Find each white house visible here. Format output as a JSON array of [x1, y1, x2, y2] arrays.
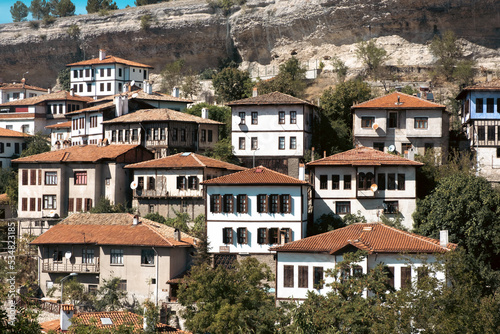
[[0, 80, 47, 104], [125, 152, 246, 220], [227, 91, 318, 177], [352, 92, 449, 160], [271, 223, 455, 303], [307, 147, 422, 229], [201, 166, 310, 269], [0, 127, 29, 168], [66, 49, 154, 99], [45, 121, 71, 151]]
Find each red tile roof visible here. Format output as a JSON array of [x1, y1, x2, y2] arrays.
[[456, 80, 500, 99], [11, 144, 151, 164], [0, 127, 30, 138], [102, 108, 223, 125], [125, 152, 247, 171], [31, 213, 197, 247], [353, 92, 446, 109], [201, 166, 309, 185], [0, 82, 47, 92], [45, 121, 72, 129], [67, 55, 154, 69], [65, 101, 115, 115], [0, 113, 45, 119], [92, 89, 193, 104], [226, 91, 317, 107], [307, 147, 423, 167], [271, 223, 455, 254], [0, 91, 92, 106]]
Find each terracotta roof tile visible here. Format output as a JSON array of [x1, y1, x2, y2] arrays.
[[353, 92, 446, 109], [0, 82, 47, 92], [102, 108, 223, 125], [456, 80, 500, 99], [271, 223, 455, 254], [31, 213, 197, 247], [11, 144, 150, 164], [307, 147, 423, 166], [65, 101, 115, 115], [125, 152, 247, 170], [226, 91, 317, 107], [0, 91, 92, 106], [45, 121, 72, 129], [0, 127, 30, 138], [0, 113, 45, 119], [92, 89, 193, 104], [67, 55, 154, 69], [201, 166, 309, 185]]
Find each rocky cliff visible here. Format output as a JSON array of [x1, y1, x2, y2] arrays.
[[0, 0, 499, 87]]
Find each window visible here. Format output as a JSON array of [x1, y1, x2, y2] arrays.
[[401, 266, 412, 289], [44, 172, 57, 185], [82, 249, 94, 264], [110, 249, 123, 264], [239, 112, 245, 125], [280, 194, 291, 213], [132, 129, 138, 141], [237, 227, 248, 244], [257, 228, 268, 244], [117, 280, 127, 291], [90, 116, 98, 128], [111, 130, 116, 142], [358, 172, 374, 190], [68, 198, 74, 212], [425, 143, 434, 153], [280, 228, 291, 243], [290, 136, 297, 149], [336, 201, 350, 214], [53, 250, 63, 262], [251, 137, 258, 150], [15, 143, 20, 154], [210, 194, 221, 213], [236, 194, 248, 213], [257, 194, 268, 213], [208, 130, 213, 142], [85, 69, 90, 77], [251, 112, 258, 124], [22, 170, 28, 185], [487, 98, 494, 113], [188, 176, 198, 190], [149, 204, 155, 213], [269, 228, 279, 244], [269, 194, 279, 213], [118, 130, 123, 142], [181, 129, 186, 141], [476, 98, 483, 113], [43, 195, 56, 209], [79, 69, 83, 78], [201, 130, 206, 142], [284, 265, 294, 287], [383, 201, 399, 214], [30, 170, 36, 185], [298, 266, 308, 288], [290, 111, 297, 124], [417, 267, 430, 289], [387, 173, 396, 190], [148, 177, 155, 190], [388, 112, 398, 128], [172, 128, 178, 141], [279, 111, 285, 124], [361, 116, 375, 128], [100, 83, 104, 92], [107, 68, 111, 77], [73, 70, 78, 78], [30, 198, 36, 211], [488, 126, 495, 141], [141, 249, 154, 265], [344, 175, 351, 189], [87, 83, 92, 92], [223, 227, 233, 244], [478, 126, 485, 141], [402, 143, 412, 154], [332, 175, 340, 189], [76, 198, 83, 211], [378, 173, 386, 190], [353, 265, 363, 277], [397, 174, 405, 190], [22, 198, 27, 211], [279, 137, 285, 150], [497, 148, 500, 159], [85, 198, 92, 211], [125, 130, 130, 142], [414, 117, 428, 129], [223, 194, 233, 213], [239, 137, 245, 150], [176, 176, 186, 190], [314, 267, 324, 289], [74, 171, 87, 185], [319, 175, 328, 189]]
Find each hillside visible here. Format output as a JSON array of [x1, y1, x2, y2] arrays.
[[0, 0, 499, 89]]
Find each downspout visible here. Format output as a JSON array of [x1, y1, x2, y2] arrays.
[[152, 247, 159, 307]]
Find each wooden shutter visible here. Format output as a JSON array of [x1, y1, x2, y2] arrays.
[[22, 170, 28, 185], [401, 266, 412, 289], [68, 198, 74, 212], [284, 265, 294, 287], [38, 198, 41, 211], [298, 266, 308, 288], [237, 227, 248, 244], [38, 170, 42, 185], [30, 170, 36, 185], [257, 228, 268, 244], [30, 198, 36, 211], [85, 198, 92, 211], [22, 198, 27, 211], [387, 266, 395, 288], [76, 198, 82, 212]]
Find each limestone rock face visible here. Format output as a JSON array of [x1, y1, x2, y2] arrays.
[[0, 0, 498, 86]]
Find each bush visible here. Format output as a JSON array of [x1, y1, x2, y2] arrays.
[[66, 24, 80, 38], [140, 14, 152, 30], [28, 21, 40, 29]]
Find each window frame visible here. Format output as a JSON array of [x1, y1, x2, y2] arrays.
[[344, 175, 351, 189], [222, 227, 233, 244], [279, 111, 285, 124], [336, 201, 350, 215], [388, 112, 398, 128], [239, 137, 245, 150], [383, 201, 399, 214], [332, 175, 340, 189], [269, 194, 280, 213], [278, 137, 285, 150], [290, 111, 297, 124], [414, 117, 428, 129], [210, 194, 221, 213], [141, 249, 155, 266], [298, 266, 308, 288], [251, 111, 258, 125], [236, 194, 248, 213], [45, 172, 57, 185], [223, 194, 234, 213], [257, 194, 268, 213], [239, 112, 246, 125], [251, 137, 258, 150], [313, 266, 324, 289], [257, 228, 268, 244], [361, 116, 375, 128], [43, 195, 57, 209], [237, 227, 248, 244], [74, 171, 87, 185], [284, 265, 294, 288]]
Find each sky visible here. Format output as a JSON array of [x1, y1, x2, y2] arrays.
[[0, 0, 137, 25]]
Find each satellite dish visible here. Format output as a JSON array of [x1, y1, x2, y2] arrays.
[[49, 210, 57, 218], [130, 181, 138, 190], [65, 251, 72, 260], [131, 93, 138, 98], [388, 145, 396, 153], [372, 122, 379, 130], [370, 184, 378, 192], [130, 80, 135, 87]]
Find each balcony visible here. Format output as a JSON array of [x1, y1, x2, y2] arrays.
[[134, 189, 168, 198], [42, 261, 99, 274]]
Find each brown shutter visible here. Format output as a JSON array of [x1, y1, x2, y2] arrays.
[[38, 170, 42, 185], [76, 198, 82, 211], [30, 198, 36, 211], [38, 198, 41, 211], [387, 266, 395, 288], [22, 198, 27, 211], [229, 195, 233, 213], [298, 266, 308, 288], [401, 266, 412, 289], [284, 265, 294, 287], [30, 170, 36, 185], [68, 198, 74, 212], [22, 170, 28, 185]]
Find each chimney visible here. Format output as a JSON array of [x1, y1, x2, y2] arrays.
[[123, 83, 128, 93], [70, 88, 74, 96], [48, 87, 51, 94], [60, 304, 74, 331], [311, 147, 315, 162], [252, 87, 258, 97], [201, 107, 209, 119], [99, 49, 106, 61], [172, 87, 179, 98], [133, 215, 139, 226], [440, 230, 448, 247], [299, 163, 305, 181], [174, 228, 181, 242], [21, 77, 25, 88], [323, 151, 326, 158]]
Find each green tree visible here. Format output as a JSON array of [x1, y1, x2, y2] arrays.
[[143, 212, 167, 224], [29, 0, 50, 19], [181, 71, 202, 99], [178, 257, 277, 334], [203, 138, 238, 164], [0, 168, 15, 194], [57, 68, 71, 91], [20, 133, 50, 158], [89, 197, 133, 214], [331, 56, 348, 83], [185, 103, 232, 139], [355, 40, 388, 79], [10, 1, 29, 22], [94, 277, 128, 311], [212, 67, 252, 103], [256, 57, 307, 98], [86, 0, 117, 14], [160, 59, 186, 95], [49, 0, 75, 17], [164, 210, 189, 233]]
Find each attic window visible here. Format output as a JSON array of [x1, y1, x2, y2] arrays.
[[100, 318, 113, 325], [255, 168, 263, 173], [362, 226, 373, 231]]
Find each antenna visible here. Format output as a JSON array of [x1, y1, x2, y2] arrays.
[[372, 122, 379, 130], [65, 251, 72, 260], [370, 184, 378, 192], [130, 181, 138, 190], [388, 145, 396, 153], [130, 80, 136, 87], [131, 93, 138, 98]]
